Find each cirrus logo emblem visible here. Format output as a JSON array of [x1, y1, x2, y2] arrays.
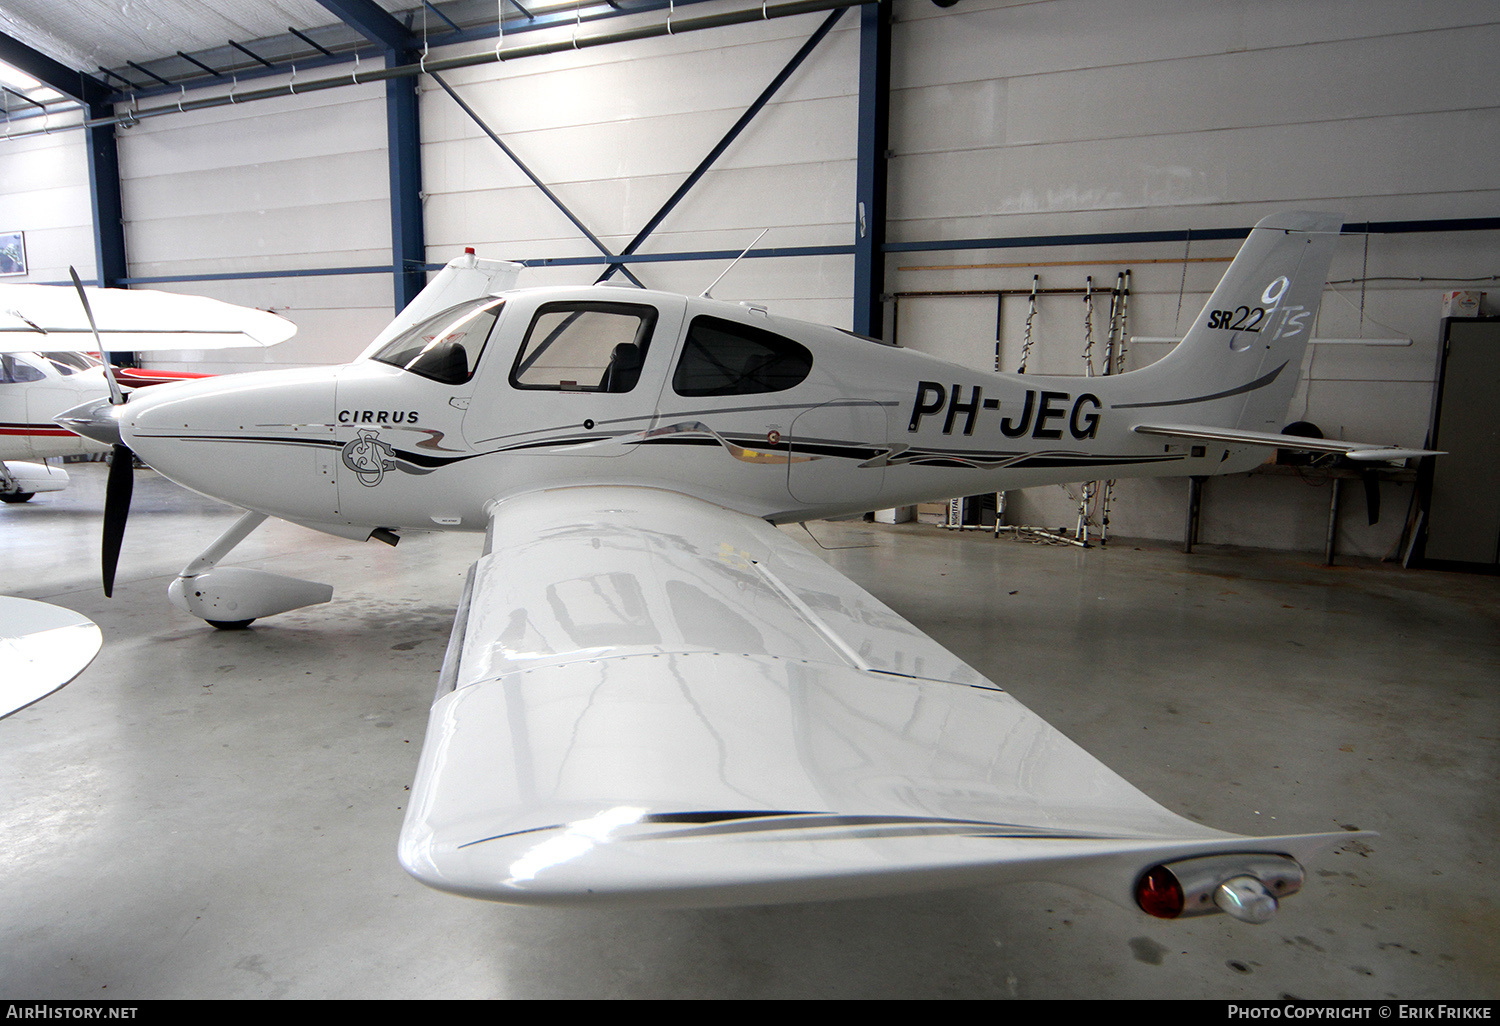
[[341, 428, 397, 487]]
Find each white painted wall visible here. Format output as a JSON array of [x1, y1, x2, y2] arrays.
[[0, 109, 91, 284], [419, 8, 861, 325], [114, 73, 395, 371], [885, 0, 1500, 557]]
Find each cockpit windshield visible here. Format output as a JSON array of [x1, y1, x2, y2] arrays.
[[370, 297, 504, 385], [39, 352, 102, 375]]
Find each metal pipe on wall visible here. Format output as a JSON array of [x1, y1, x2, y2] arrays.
[[0, 0, 867, 141]]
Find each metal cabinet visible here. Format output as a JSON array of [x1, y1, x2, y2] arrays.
[[1413, 318, 1500, 571]]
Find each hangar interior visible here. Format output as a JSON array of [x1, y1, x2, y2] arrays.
[[0, 0, 1496, 1000]]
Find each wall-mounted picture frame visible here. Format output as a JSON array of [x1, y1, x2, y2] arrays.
[[0, 230, 26, 276]]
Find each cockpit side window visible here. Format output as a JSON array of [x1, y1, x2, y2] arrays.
[[511, 302, 658, 392], [370, 297, 504, 385], [0, 355, 45, 384], [40, 352, 100, 375], [671, 316, 813, 397]]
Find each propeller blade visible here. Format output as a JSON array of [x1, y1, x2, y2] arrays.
[[102, 444, 134, 597], [68, 266, 125, 406]]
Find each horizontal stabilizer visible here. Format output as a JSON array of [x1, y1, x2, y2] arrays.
[[360, 252, 523, 357], [1133, 423, 1440, 463], [0, 285, 296, 350]]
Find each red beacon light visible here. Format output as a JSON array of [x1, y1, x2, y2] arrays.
[[1135, 853, 1305, 924]]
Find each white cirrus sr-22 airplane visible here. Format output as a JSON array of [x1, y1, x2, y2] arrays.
[[58, 213, 1428, 922]]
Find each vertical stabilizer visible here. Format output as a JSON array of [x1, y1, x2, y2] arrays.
[[1122, 212, 1342, 433], [360, 253, 524, 359]]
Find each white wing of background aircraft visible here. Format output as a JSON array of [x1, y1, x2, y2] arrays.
[[0, 283, 297, 351], [0, 282, 297, 502]]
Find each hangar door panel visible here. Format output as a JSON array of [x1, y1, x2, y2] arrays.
[[1421, 320, 1500, 567]]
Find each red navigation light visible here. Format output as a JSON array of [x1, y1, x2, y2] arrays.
[[1135, 865, 1185, 919]]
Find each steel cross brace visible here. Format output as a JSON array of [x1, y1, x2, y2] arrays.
[[430, 73, 646, 289], [595, 7, 847, 283]]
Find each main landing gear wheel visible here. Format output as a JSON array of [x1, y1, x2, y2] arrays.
[[1, 493, 35, 503], [167, 512, 333, 630]]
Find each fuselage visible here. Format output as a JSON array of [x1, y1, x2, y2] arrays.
[[115, 285, 1262, 535]]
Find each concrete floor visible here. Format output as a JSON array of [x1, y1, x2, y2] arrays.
[[1, 462, 1495, 1000]]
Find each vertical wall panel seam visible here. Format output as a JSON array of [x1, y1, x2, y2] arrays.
[[852, 0, 889, 337]]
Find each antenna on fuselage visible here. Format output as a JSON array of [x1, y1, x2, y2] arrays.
[[700, 229, 769, 300]]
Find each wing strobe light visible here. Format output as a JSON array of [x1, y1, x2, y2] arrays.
[[1135, 853, 1304, 923]]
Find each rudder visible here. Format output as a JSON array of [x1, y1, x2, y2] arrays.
[[1122, 212, 1342, 433]]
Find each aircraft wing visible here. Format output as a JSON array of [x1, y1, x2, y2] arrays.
[[0, 597, 101, 718], [0, 284, 295, 351], [1133, 423, 1439, 462], [400, 486, 1354, 909]]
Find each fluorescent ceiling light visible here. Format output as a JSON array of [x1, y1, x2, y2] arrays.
[[0, 62, 42, 91]]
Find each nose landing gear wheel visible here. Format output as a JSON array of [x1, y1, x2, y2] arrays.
[[206, 619, 255, 630]]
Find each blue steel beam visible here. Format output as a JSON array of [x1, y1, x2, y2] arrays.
[[107, 244, 855, 285], [315, 0, 415, 52], [852, 0, 889, 336], [86, 100, 131, 364], [86, 102, 128, 289], [596, 7, 847, 281], [421, 2, 464, 33], [316, 0, 427, 310], [386, 63, 427, 310]]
